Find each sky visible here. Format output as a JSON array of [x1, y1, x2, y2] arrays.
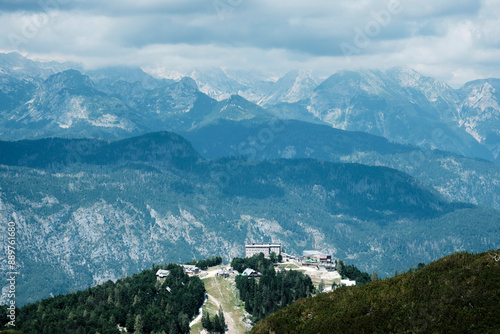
[[1, 0, 500, 87]]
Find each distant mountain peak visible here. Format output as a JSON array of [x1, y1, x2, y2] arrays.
[[177, 76, 198, 91], [188, 67, 243, 101], [387, 66, 423, 87], [1, 51, 28, 62], [45, 69, 95, 90], [463, 81, 499, 113]]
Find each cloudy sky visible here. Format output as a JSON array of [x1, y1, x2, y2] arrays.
[[1, 0, 499, 87]]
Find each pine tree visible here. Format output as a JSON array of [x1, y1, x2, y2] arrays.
[[169, 320, 179, 334], [178, 312, 190, 333], [218, 306, 226, 332], [337, 259, 347, 278], [133, 294, 141, 306], [165, 303, 174, 316], [213, 314, 221, 333], [270, 252, 277, 263], [125, 312, 135, 332], [202, 311, 213, 331], [134, 314, 144, 334]]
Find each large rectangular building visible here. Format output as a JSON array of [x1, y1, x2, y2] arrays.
[[245, 243, 281, 258]]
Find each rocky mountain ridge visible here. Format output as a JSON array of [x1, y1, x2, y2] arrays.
[[1, 52, 499, 162]]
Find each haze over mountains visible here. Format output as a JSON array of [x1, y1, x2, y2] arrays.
[[2, 51, 500, 212], [1, 52, 499, 162], [1, 52, 500, 306]]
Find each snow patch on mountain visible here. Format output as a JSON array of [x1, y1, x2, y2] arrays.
[[188, 68, 242, 101]]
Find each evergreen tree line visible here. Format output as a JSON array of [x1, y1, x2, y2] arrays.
[[1, 264, 205, 334], [336, 259, 426, 288], [336, 259, 372, 285], [231, 253, 275, 276], [201, 306, 226, 333], [232, 254, 314, 322], [186, 255, 223, 270]]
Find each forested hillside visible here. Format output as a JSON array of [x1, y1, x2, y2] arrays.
[[183, 119, 500, 211], [0, 264, 205, 334], [251, 249, 500, 334]]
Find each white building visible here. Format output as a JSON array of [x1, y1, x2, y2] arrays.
[[180, 264, 200, 275], [245, 243, 281, 258], [156, 269, 170, 280], [241, 268, 260, 278]]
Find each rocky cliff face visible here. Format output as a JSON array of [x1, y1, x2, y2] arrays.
[[459, 79, 500, 160]]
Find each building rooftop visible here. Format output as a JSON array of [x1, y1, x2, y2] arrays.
[[180, 264, 199, 272], [156, 269, 170, 277], [242, 268, 258, 276]]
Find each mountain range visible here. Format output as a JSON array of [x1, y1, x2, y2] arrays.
[[2, 52, 500, 212], [174, 64, 500, 163], [1, 132, 499, 306], [1, 52, 499, 163], [1, 53, 500, 307]]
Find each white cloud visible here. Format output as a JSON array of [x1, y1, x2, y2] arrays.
[[0, 0, 499, 86]]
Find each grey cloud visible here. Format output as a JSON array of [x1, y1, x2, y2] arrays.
[[0, 0, 214, 16], [0, 0, 499, 87], [93, 2, 416, 58], [402, 0, 482, 19], [0, 0, 76, 13], [0, 0, 47, 12]]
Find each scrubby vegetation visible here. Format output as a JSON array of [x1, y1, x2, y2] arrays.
[[251, 249, 500, 334]]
